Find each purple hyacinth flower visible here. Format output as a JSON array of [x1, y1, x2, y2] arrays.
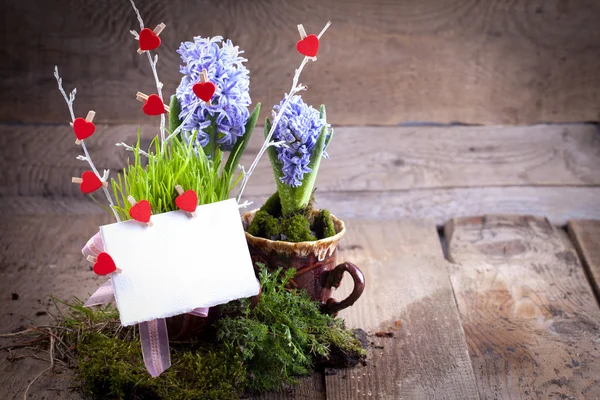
[[175, 36, 251, 151], [271, 95, 329, 187]]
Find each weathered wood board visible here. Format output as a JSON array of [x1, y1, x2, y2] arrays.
[[568, 220, 600, 300], [3, 0, 600, 125], [3, 124, 599, 197], [325, 219, 479, 399], [0, 214, 113, 400], [2, 123, 599, 225], [445, 216, 600, 399]]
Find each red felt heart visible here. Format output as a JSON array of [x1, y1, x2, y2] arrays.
[[94, 252, 117, 276], [72, 117, 96, 140], [129, 199, 152, 223], [142, 94, 166, 116], [139, 28, 161, 51], [176, 190, 198, 212], [80, 171, 103, 194], [193, 82, 216, 102], [296, 34, 319, 57]]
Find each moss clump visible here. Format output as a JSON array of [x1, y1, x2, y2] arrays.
[[217, 267, 366, 392], [247, 210, 280, 239], [261, 191, 282, 218], [281, 214, 314, 242], [55, 267, 365, 399], [313, 209, 336, 239], [247, 192, 336, 242]]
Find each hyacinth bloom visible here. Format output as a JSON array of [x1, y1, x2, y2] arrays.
[[266, 95, 333, 216], [271, 95, 329, 187], [175, 36, 251, 151]]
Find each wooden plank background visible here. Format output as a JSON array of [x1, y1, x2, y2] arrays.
[[2, 123, 598, 224], [445, 216, 600, 399], [1, 0, 600, 125]]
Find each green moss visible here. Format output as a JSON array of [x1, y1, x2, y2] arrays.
[[261, 191, 282, 217], [217, 267, 366, 392], [247, 191, 336, 242], [56, 268, 365, 399], [281, 214, 314, 242], [247, 210, 280, 239], [313, 209, 336, 239]]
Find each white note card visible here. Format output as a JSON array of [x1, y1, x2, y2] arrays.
[[100, 198, 259, 326]]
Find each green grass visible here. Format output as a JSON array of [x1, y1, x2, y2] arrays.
[[110, 132, 241, 221]]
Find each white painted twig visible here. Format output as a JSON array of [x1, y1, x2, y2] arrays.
[[54, 66, 121, 222], [236, 22, 331, 203], [129, 0, 166, 150], [164, 101, 200, 143], [116, 142, 149, 157]]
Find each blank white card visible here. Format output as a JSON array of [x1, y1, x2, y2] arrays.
[[100, 198, 259, 326]]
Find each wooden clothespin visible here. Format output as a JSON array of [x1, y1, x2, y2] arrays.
[[297, 24, 308, 39], [137, 23, 166, 54], [296, 24, 319, 60], [72, 171, 108, 194], [174, 185, 198, 218], [136, 92, 170, 115], [192, 68, 216, 105], [72, 110, 96, 145], [127, 196, 153, 227]]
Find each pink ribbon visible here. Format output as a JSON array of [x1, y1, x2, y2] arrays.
[[82, 232, 208, 377], [139, 318, 171, 378]]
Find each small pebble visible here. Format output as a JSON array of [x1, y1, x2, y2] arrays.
[[11, 293, 19, 301], [375, 331, 394, 338]]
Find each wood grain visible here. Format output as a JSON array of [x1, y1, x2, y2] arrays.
[[568, 220, 600, 300], [4, 183, 600, 228], [445, 215, 600, 399], [325, 219, 479, 399], [253, 374, 325, 400], [2, 123, 600, 225], [2, 0, 600, 125], [0, 214, 114, 400]]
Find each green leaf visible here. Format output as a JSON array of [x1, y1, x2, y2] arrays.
[[225, 102, 261, 180], [168, 95, 182, 135]]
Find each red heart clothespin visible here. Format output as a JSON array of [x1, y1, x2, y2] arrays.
[[138, 23, 166, 53], [136, 92, 170, 116], [296, 24, 319, 58], [72, 171, 107, 194], [128, 196, 153, 226], [296, 34, 319, 57], [193, 69, 216, 104], [73, 111, 96, 144], [175, 185, 198, 217], [89, 252, 118, 276]]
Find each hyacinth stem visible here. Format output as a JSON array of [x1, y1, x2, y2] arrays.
[[54, 66, 121, 222]]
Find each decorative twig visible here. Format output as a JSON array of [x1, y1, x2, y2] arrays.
[[129, 0, 166, 150], [116, 142, 149, 157], [236, 22, 331, 204], [164, 101, 201, 143], [54, 66, 121, 222]]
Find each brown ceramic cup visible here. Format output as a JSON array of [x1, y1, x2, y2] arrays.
[[242, 210, 365, 315]]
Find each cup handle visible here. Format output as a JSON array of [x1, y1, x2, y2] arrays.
[[322, 262, 365, 315]]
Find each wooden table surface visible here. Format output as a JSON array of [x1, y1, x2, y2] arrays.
[[1, 123, 600, 399]]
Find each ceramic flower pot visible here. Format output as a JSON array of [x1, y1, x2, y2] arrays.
[[242, 210, 365, 315]]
